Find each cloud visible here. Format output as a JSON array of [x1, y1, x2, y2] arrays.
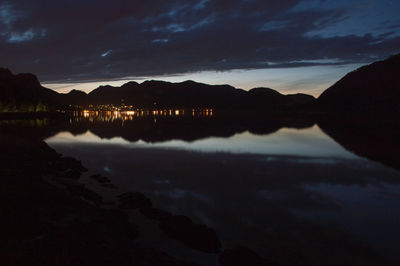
[[0, 0, 399, 84], [101, 50, 112, 57]]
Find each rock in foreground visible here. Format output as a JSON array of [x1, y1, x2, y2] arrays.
[[160, 215, 221, 253]]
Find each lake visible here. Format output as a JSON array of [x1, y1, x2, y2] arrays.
[[37, 113, 400, 265]]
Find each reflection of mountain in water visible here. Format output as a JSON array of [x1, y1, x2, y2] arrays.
[[2, 113, 400, 172], [81, 115, 316, 143], [318, 115, 400, 171], [0, 113, 315, 143]]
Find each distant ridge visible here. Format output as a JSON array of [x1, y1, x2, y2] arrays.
[[0, 70, 315, 112], [0, 68, 57, 112], [87, 79, 315, 110], [318, 53, 400, 112], [92, 79, 316, 111]]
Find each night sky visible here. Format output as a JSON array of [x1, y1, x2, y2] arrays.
[[1, 0, 399, 95]]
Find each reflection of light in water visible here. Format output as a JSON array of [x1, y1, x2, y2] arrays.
[[72, 109, 211, 120], [45, 125, 359, 159]]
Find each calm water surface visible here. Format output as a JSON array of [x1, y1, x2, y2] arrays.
[[45, 122, 400, 265]]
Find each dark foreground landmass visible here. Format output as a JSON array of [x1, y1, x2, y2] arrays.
[[0, 129, 285, 265], [0, 133, 189, 265]]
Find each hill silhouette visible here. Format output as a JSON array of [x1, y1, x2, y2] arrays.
[[87, 80, 315, 111], [0, 70, 315, 112], [0, 68, 57, 112], [318, 53, 400, 112], [60, 89, 89, 105]]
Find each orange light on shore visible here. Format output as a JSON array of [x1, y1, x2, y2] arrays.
[[72, 107, 215, 120]]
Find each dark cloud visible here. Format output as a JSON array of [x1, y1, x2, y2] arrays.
[[0, 0, 399, 82]]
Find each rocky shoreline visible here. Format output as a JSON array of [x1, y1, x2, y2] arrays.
[[0, 131, 278, 265]]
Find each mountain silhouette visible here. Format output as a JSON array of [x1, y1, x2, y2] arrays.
[[57, 89, 89, 106], [0, 70, 315, 112], [318, 53, 400, 112], [87, 80, 315, 110], [0, 68, 57, 112]]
